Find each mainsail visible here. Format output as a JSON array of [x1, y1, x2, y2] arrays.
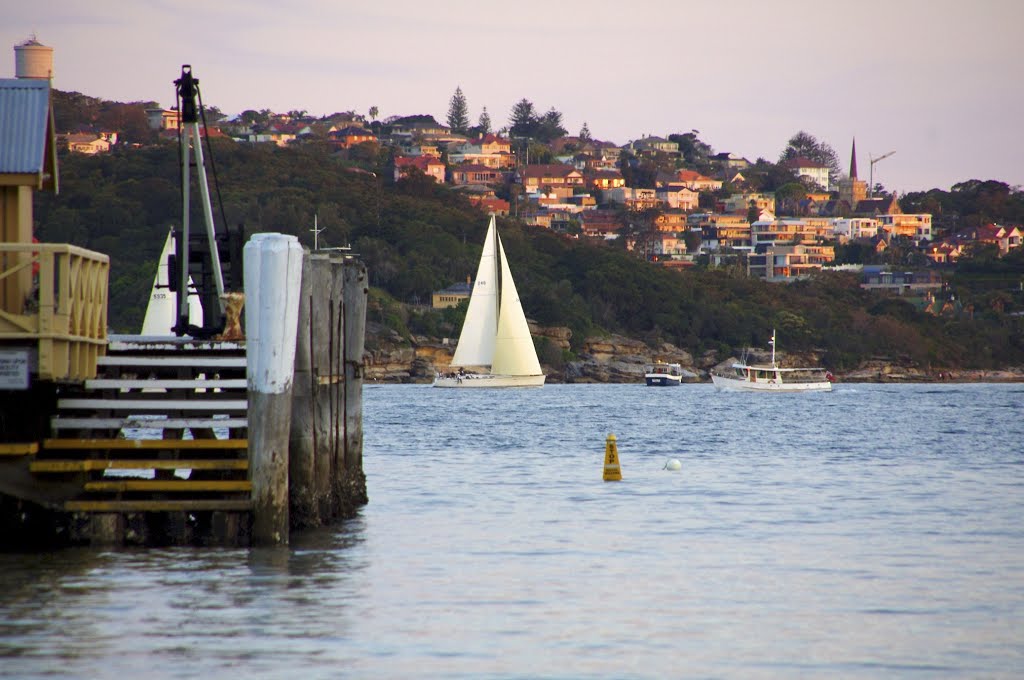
[[449, 216, 498, 368]]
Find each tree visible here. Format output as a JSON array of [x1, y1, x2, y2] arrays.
[[536, 108, 567, 143], [446, 87, 469, 134], [579, 121, 592, 141], [368, 106, 379, 122], [668, 130, 714, 169], [477, 107, 491, 135], [509, 98, 536, 137], [779, 131, 841, 183]]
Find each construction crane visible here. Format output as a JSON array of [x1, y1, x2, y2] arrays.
[[869, 150, 896, 198]]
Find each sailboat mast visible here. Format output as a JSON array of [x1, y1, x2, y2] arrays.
[[493, 216, 501, 332]]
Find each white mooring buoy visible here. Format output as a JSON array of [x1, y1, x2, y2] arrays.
[[664, 458, 682, 471]]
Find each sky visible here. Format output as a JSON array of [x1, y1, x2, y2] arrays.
[[4, 0, 1023, 194]]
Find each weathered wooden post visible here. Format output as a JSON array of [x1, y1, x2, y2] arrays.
[[245, 233, 302, 545], [289, 252, 335, 528], [289, 251, 316, 528], [340, 258, 368, 514]]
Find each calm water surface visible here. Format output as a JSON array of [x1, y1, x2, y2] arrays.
[[2, 383, 1023, 679]]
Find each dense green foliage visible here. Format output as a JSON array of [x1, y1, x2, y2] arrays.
[[32, 140, 1024, 371], [901, 180, 1024, 231]]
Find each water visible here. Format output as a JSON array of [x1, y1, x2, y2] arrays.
[[2, 383, 1023, 679]]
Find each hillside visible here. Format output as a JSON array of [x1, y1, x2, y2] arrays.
[[32, 139, 1024, 377]]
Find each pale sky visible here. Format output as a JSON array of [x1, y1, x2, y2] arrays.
[[4, 0, 1022, 193]]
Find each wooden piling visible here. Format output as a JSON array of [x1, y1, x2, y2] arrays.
[[289, 253, 334, 528], [288, 252, 315, 528], [245, 234, 303, 545], [340, 258, 369, 513]]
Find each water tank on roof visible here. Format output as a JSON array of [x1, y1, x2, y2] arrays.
[[14, 36, 54, 80]]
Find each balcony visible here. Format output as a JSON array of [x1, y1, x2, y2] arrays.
[[0, 242, 109, 381]]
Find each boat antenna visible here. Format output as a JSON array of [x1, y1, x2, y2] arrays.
[[310, 213, 323, 251]]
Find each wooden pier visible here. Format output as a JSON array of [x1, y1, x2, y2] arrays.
[[0, 250, 368, 548], [1, 75, 368, 547]]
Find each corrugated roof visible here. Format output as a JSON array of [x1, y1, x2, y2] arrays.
[[0, 78, 51, 175]]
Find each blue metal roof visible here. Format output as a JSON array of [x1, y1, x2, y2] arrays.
[[0, 78, 52, 176]]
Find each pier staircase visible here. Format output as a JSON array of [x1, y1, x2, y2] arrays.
[[11, 336, 250, 516]]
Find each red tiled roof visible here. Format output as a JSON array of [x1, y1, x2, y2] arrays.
[[395, 155, 444, 170], [783, 156, 827, 169], [521, 164, 580, 179]]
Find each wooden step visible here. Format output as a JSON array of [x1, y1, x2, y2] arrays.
[[43, 438, 248, 450], [97, 356, 247, 369], [107, 335, 244, 349], [0, 442, 39, 456], [84, 479, 251, 492], [84, 378, 248, 390], [30, 459, 249, 473], [50, 417, 249, 431], [56, 398, 247, 411], [64, 499, 252, 512]]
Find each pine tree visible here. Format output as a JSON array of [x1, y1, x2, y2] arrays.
[[509, 98, 536, 137], [579, 121, 591, 141], [478, 107, 491, 135], [447, 86, 469, 134]]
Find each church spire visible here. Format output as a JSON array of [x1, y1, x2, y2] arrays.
[[849, 138, 859, 179]]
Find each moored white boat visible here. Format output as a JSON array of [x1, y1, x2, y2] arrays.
[[710, 330, 833, 392], [433, 215, 545, 388], [644, 362, 683, 386]]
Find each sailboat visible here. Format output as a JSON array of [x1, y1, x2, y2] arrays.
[[140, 227, 202, 336], [433, 215, 546, 388]]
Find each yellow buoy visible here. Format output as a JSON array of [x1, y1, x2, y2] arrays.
[[603, 433, 622, 481]]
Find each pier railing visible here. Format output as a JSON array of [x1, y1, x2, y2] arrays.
[[0, 242, 109, 381]]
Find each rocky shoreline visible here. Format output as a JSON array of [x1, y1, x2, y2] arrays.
[[363, 323, 1024, 385]]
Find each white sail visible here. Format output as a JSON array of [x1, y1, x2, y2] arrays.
[[436, 215, 545, 388], [449, 216, 498, 368], [140, 228, 202, 335], [491, 233, 542, 377]]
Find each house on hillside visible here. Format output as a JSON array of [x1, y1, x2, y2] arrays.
[[432, 279, 472, 309], [63, 133, 112, 154], [652, 211, 688, 233], [720, 192, 775, 215], [627, 136, 679, 155], [580, 210, 625, 240], [782, 156, 830, 191], [689, 213, 752, 252], [710, 152, 751, 170], [450, 164, 507, 186], [860, 267, 943, 296], [879, 213, 933, 241], [656, 186, 699, 211], [466, 195, 510, 216], [604, 187, 659, 211], [585, 169, 625, 191], [329, 126, 378, 149], [448, 134, 514, 168], [393, 155, 445, 183], [747, 243, 835, 281], [951, 223, 1022, 255], [832, 217, 880, 242], [518, 164, 584, 193], [666, 169, 723, 192]]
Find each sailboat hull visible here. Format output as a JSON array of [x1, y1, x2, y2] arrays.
[[433, 373, 546, 388]]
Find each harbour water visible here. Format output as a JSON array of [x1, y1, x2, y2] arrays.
[[2, 383, 1023, 678]]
